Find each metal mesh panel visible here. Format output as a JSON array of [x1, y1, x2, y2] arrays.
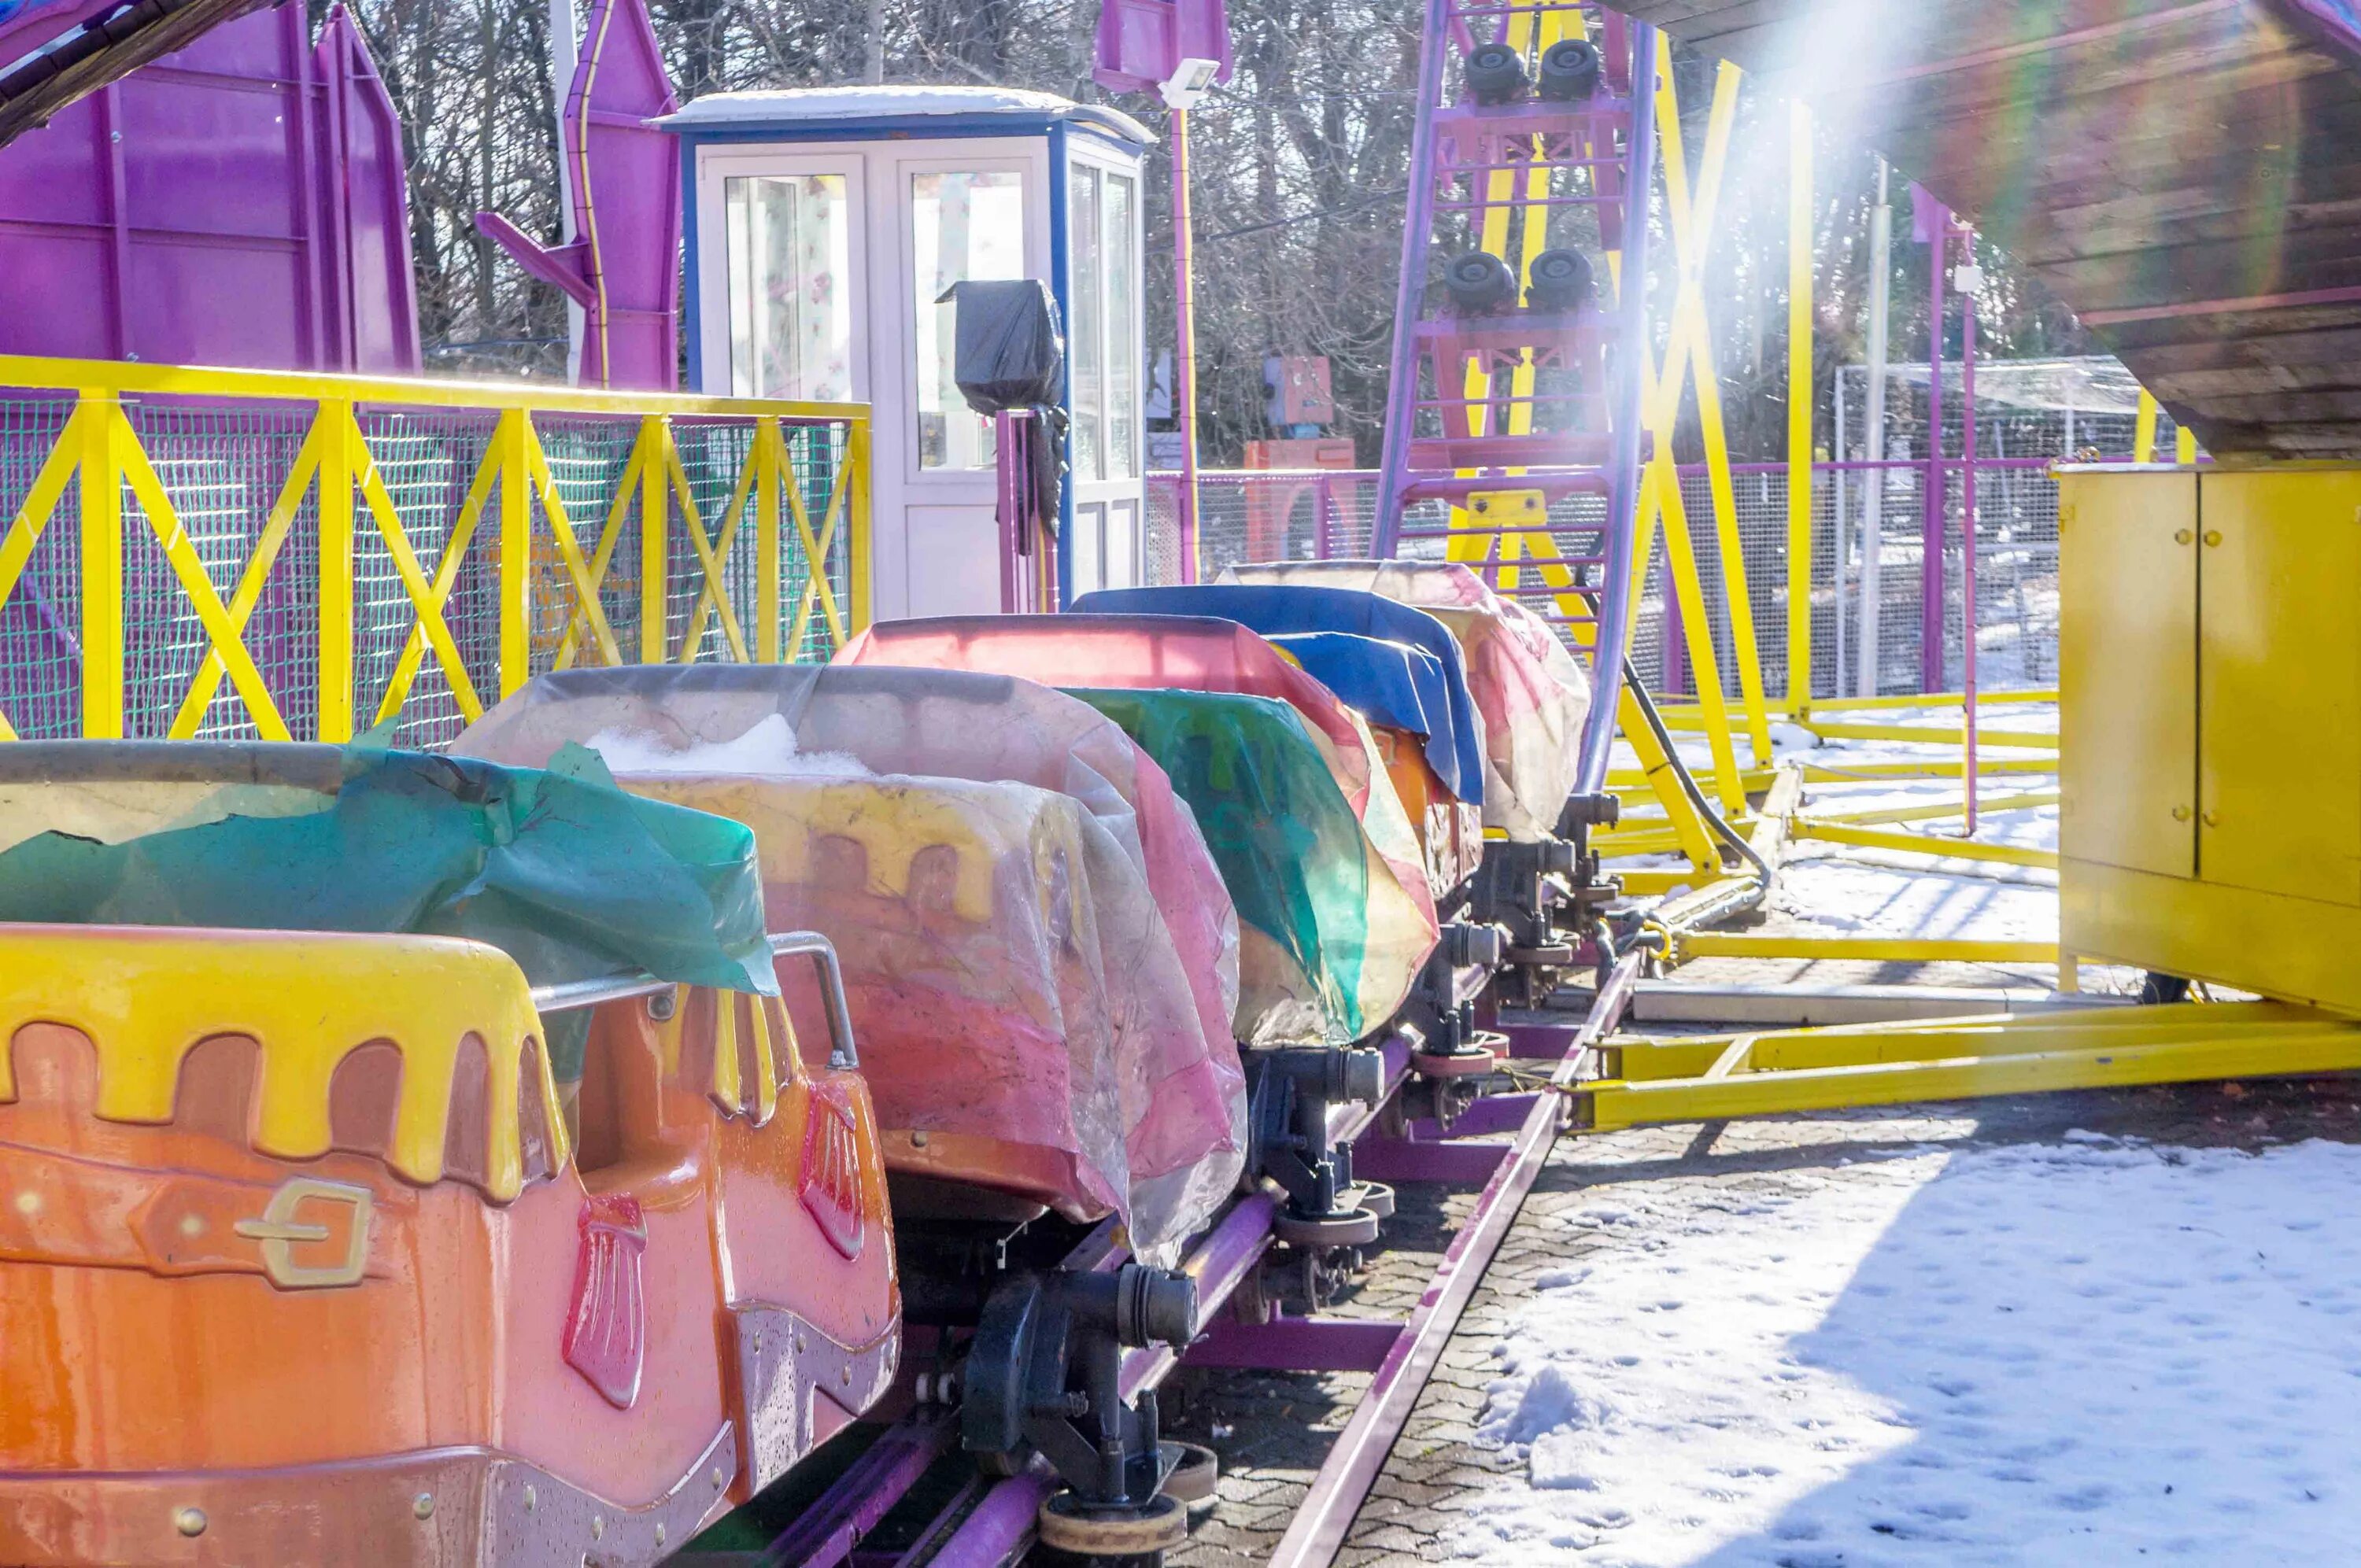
[[1151, 456, 2062, 705], [0, 396, 859, 748], [0, 398, 80, 740]]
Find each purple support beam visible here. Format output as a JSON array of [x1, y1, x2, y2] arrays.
[[924, 1470, 1057, 1568], [1918, 191, 1949, 695], [1184, 1314, 1405, 1374], [1269, 950, 1644, 1568], [1369, 0, 1451, 559], [1405, 1090, 1539, 1142], [1573, 25, 1661, 795], [1350, 1135, 1513, 1185], [1498, 1020, 1584, 1060], [1958, 219, 1979, 830]]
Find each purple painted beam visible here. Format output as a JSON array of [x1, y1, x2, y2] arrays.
[[1091, 0, 1235, 95], [1350, 1135, 1512, 1185], [1184, 1314, 1405, 1374], [926, 1470, 1057, 1568], [1405, 1091, 1538, 1142], [760, 1409, 957, 1568], [1498, 1021, 1583, 1060]]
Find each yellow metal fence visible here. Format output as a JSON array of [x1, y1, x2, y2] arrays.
[[0, 356, 870, 748]]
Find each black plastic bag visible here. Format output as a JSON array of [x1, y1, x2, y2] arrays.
[[940, 279, 1065, 414]]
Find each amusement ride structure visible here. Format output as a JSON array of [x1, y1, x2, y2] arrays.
[[4, 2, 2361, 1567]]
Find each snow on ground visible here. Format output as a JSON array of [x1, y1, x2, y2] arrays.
[[1454, 1135, 2361, 1566]]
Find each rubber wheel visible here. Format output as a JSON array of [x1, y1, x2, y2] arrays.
[[1273, 1205, 1381, 1249], [1412, 1046, 1496, 1080], [1159, 1441, 1221, 1504], [1037, 1490, 1189, 1557], [1346, 1181, 1397, 1221]]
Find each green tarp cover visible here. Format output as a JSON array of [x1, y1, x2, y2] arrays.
[[0, 743, 775, 1078], [1067, 688, 1385, 1046]]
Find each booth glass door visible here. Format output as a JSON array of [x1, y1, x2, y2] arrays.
[[1066, 151, 1146, 596], [891, 148, 1044, 618]]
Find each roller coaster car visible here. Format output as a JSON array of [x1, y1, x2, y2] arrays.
[[0, 747, 899, 1568], [1220, 560, 1616, 1005], [840, 612, 1443, 948], [459, 670, 1240, 1551], [838, 631, 1422, 1293], [1071, 584, 1506, 1073]]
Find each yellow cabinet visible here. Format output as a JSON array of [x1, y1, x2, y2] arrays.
[[2058, 470, 2197, 880], [2195, 469, 2361, 907], [2061, 463, 2361, 1013]]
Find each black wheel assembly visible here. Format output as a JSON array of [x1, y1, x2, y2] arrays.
[[1464, 41, 1528, 105], [1538, 37, 1602, 101], [1444, 250, 1519, 315], [1524, 246, 1594, 312]]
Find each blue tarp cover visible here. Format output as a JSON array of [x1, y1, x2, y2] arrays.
[[1071, 585, 1483, 805]]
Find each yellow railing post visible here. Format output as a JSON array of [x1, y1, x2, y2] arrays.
[[847, 416, 874, 640], [76, 392, 124, 740], [497, 408, 534, 698], [756, 420, 785, 662], [316, 398, 357, 742], [639, 414, 668, 663], [1785, 99, 1816, 717], [2134, 389, 2160, 463]]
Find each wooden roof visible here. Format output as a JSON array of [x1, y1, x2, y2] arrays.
[[1618, 0, 2361, 457]]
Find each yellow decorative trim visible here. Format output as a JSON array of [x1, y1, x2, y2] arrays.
[[0, 926, 568, 1201]]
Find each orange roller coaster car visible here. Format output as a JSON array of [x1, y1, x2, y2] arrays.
[[0, 924, 900, 1568]]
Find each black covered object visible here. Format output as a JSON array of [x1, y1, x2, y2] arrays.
[[941, 279, 1066, 415]]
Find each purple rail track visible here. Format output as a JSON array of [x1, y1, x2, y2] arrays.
[[760, 967, 1636, 1568]]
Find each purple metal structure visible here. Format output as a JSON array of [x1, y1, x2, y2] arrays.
[[0, 0, 273, 149], [1092, 0, 1234, 92], [0, 2, 419, 373], [478, 0, 682, 390], [749, 987, 1624, 1568], [1370, 1, 1658, 795]]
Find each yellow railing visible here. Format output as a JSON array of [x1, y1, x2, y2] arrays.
[[0, 354, 871, 746]]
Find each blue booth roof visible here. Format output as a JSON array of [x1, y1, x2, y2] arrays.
[[1073, 585, 1483, 806]]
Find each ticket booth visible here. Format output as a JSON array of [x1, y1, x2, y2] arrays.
[[666, 87, 1153, 618]]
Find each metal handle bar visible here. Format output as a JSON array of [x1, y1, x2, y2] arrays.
[[528, 931, 860, 1071]]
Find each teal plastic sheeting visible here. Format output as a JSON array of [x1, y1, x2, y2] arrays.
[[0, 742, 777, 1077], [1067, 688, 1402, 1047]]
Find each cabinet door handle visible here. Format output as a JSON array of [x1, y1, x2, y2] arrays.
[[2173, 529, 2193, 545], [2201, 811, 2220, 828], [2203, 530, 2223, 547], [2171, 805, 2192, 822]]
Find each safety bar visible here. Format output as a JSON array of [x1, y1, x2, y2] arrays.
[[527, 931, 861, 1072]]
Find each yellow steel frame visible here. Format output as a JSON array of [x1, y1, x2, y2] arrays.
[[0, 353, 871, 743], [1789, 818, 2059, 870], [1799, 718, 2058, 750], [1674, 932, 2056, 965], [1581, 1002, 2361, 1130], [1785, 100, 1815, 721]]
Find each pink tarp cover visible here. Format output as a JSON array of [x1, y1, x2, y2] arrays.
[[456, 666, 1243, 1253], [1221, 562, 1591, 841], [841, 614, 1443, 939]]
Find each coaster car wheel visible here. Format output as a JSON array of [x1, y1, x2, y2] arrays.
[[1037, 1490, 1188, 1559]]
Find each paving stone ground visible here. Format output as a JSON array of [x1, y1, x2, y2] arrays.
[[1162, 1063, 2361, 1567]]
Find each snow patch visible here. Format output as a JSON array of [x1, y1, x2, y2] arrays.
[[586, 714, 873, 779], [1451, 1138, 2361, 1563]]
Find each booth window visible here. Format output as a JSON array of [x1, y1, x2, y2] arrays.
[[1068, 164, 1141, 485], [913, 170, 1025, 470], [725, 174, 853, 401], [1072, 167, 1105, 481]]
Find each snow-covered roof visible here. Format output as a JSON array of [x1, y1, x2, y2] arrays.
[[658, 85, 1154, 147]]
